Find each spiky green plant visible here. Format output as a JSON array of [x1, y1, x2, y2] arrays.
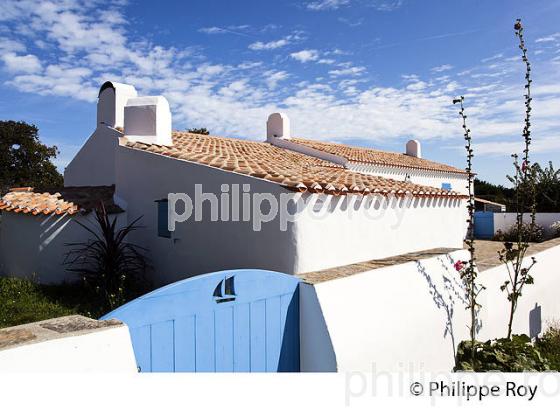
[[64, 204, 148, 313]]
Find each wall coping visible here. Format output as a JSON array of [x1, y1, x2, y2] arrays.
[[0, 315, 123, 351]]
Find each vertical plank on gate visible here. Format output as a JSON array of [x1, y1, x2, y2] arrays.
[[280, 293, 293, 371], [250, 299, 266, 372], [195, 311, 215, 372], [130, 325, 151, 372], [174, 315, 196, 372], [279, 290, 299, 371], [265, 295, 281, 372], [215, 306, 234, 372], [151, 320, 175, 372], [233, 303, 250, 371]]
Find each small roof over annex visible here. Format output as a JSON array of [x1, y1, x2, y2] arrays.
[[0, 185, 122, 216]]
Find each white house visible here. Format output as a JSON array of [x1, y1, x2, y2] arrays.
[[0, 81, 469, 285]]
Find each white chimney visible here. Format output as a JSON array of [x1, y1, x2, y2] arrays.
[[405, 139, 422, 158], [97, 81, 138, 129], [124, 96, 173, 146], [266, 112, 291, 142]]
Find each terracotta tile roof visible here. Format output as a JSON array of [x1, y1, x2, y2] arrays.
[[290, 137, 467, 174], [0, 186, 121, 216], [124, 132, 466, 197]]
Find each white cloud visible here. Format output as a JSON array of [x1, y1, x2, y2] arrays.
[[249, 38, 289, 50], [290, 49, 319, 63], [535, 33, 560, 43], [1, 52, 42, 73], [237, 61, 262, 70], [263, 70, 289, 89], [431, 64, 453, 73], [338, 17, 363, 27], [0, 0, 559, 168], [248, 32, 303, 50], [328, 66, 365, 77], [406, 80, 428, 91], [198, 26, 250, 37], [481, 53, 504, 63], [199, 26, 226, 34], [369, 0, 404, 11], [306, 0, 350, 11], [0, 37, 27, 53], [306, 0, 402, 11]]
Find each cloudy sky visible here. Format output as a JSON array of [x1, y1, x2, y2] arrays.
[[1, 0, 559, 184]]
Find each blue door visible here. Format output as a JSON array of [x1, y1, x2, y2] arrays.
[[474, 211, 495, 239], [101, 269, 300, 372]]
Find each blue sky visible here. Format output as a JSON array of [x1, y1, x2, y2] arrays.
[[1, 0, 559, 185]]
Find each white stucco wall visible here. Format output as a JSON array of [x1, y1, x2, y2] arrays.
[[293, 194, 467, 273], [301, 244, 560, 372], [0, 209, 128, 284], [64, 126, 122, 187], [347, 163, 469, 195], [493, 212, 560, 235], [0, 325, 137, 372], [0, 212, 98, 283], [114, 143, 467, 285], [114, 146, 299, 286]]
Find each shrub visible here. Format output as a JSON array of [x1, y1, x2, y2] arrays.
[[550, 221, 560, 239], [536, 325, 560, 371], [455, 334, 549, 371], [0, 277, 79, 328], [493, 222, 545, 243]]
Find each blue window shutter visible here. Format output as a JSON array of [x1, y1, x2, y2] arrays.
[[441, 183, 452, 191], [157, 200, 171, 238]]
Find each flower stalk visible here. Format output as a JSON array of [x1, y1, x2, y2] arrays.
[[453, 96, 483, 360], [500, 19, 538, 340]]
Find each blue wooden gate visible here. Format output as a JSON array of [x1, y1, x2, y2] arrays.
[[101, 269, 300, 372], [474, 211, 495, 239]]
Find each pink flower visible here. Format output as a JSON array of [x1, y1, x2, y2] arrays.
[[454, 261, 465, 272], [521, 161, 528, 173]]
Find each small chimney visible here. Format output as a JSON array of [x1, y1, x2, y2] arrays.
[[266, 112, 291, 142], [124, 96, 173, 146], [97, 81, 138, 129], [405, 139, 422, 158]]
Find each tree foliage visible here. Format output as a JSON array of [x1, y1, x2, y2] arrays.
[[187, 127, 210, 135], [0, 120, 63, 194], [533, 161, 560, 212], [475, 162, 560, 212]]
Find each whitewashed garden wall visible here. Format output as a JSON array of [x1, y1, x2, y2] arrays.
[[300, 244, 560, 372], [494, 212, 560, 235]]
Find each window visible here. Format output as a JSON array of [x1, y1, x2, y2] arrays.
[[441, 183, 452, 191], [156, 199, 171, 238]]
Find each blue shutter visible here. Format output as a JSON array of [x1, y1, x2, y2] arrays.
[[157, 200, 171, 238], [441, 183, 452, 191]]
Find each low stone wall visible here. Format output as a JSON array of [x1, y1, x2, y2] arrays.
[[0, 315, 137, 372]]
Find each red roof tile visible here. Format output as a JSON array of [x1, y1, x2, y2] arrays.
[[124, 132, 466, 198], [0, 186, 121, 216], [290, 137, 467, 174]]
